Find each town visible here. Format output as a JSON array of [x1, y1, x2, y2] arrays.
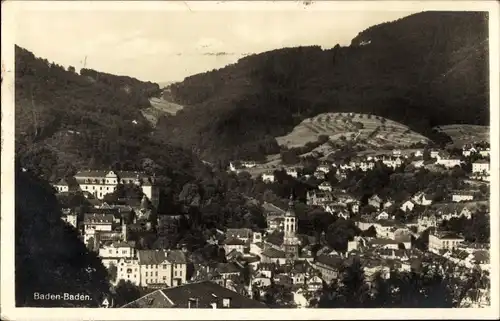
[[52, 140, 491, 308]]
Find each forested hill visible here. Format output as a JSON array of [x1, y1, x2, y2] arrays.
[[80, 68, 161, 99], [158, 11, 489, 163], [15, 46, 204, 189]]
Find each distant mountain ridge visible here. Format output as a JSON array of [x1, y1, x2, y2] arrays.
[[155, 11, 489, 164]]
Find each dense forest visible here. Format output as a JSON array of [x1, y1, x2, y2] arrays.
[[15, 45, 206, 193], [15, 166, 111, 307], [158, 11, 489, 163]]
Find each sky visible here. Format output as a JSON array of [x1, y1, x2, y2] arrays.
[[13, 2, 418, 83]]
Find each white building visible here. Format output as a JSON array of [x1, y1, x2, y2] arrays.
[[99, 241, 137, 268], [472, 160, 490, 174], [138, 249, 187, 288], [261, 172, 275, 183], [436, 158, 462, 169], [429, 232, 464, 252], [452, 193, 474, 203], [400, 200, 415, 212], [286, 168, 298, 178], [116, 258, 141, 286], [318, 181, 333, 192], [61, 213, 78, 229], [317, 163, 331, 174], [72, 170, 159, 206]]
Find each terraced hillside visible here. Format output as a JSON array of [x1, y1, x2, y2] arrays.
[[276, 113, 430, 152], [433, 124, 489, 147], [142, 97, 185, 126]]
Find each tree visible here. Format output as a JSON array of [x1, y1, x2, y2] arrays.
[[113, 280, 142, 307], [16, 168, 111, 307], [67, 65, 76, 73], [108, 264, 118, 283]]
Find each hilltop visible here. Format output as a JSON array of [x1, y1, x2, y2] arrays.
[[433, 124, 490, 147], [15, 46, 203, 188], [156, 11, 488, 164]]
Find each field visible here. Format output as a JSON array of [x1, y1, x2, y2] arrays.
[[433, 124, 489, 147], [276, 113, 430, 157], [141, 97, 185, 127]]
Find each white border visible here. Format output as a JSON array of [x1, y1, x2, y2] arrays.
[[1, 1, 499, 320]]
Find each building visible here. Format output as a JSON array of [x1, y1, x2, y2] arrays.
[[61, 212, 78, 229], [318, 181, 333, 192], [223, 237, 247, 254], [412, 192, 434, 206], [116, 258, 141, 285], [429, 231, 465, 252], [99, 241, 137, 268], [122, 281, 267, 308], [71, 170, 159, 206], [316, 163, 331, 174], [472, 160, 490, 174], [261, 172, 275, 183], [286, 168, 298, 178], [400, 200, 415, 212], [137, 249, 187, 288], [314, 171, 326, 180], [83, 213, 114, 243], [226, 228, 253, 242], [452, 192, 474, 203], [312, 254, 341, 283], [282, 196, 300, 262], [368, 194, 383, 209]]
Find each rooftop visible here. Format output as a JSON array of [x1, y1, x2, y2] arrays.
[[122, 281, 267, 308]]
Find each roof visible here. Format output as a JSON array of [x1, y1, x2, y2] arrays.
[[216, 263, 241, 274], [315, 254, 342, 269], [83, 213, 114, 224], [473, 160, 489, 164], [138, 250, 167, 265], [432, 231, 464, 240], [473, 250, 489, 263], [123, 281, 267, 308], [261, 247, 286, 259], [167, 250, 187, 264], [75, 170, 111, 178], [224, 237, 246, 246], [226, 228, 253, 239]]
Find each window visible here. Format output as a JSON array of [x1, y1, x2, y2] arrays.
[[146, 272, 148, 277], [122, 250, 127, 254], [162, 264, 167, 269], [174, 271, 177, 277], [108, 249, 112, 254], [120, 268, 123, 271], [155, 272, 158, 276], [163, 276, 166, 281]]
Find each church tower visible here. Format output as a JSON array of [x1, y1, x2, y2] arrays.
[[282, 194, 299, 263]]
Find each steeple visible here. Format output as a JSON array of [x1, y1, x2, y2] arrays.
[[285, 193, 295, 217]]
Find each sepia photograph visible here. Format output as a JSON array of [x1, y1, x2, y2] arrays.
[[1, 0, 499, 319]]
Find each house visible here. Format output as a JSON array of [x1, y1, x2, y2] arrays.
[[83, 213, 114, 242], [400, 200, 415, 212], [413, 150, 424, 157], [462, 145, 477, 157], [286, 168, 298, 178], [99, 241, 137, 268], [317, 163, 331, 174], [428, 231, 464, 252], [472, 160, 490, 174], [214, 262, 242, 280], [368, 195, 383, 209], [479, 148, 490, 158], [229, 161, 257, 172], [260, 247, 287, 265], [261, 172, 275, 183], [417, 213, 438, 232], [318, 181, 333, 192], [376, 211, 390, 221], [324, 204, 349, 219], [452, 192, 474, 203], [53, 177, 79, 193], [226, 228, 253, 242], [382, 156, 403, 169], [312, 254, 342, 283], [122, 281, 267, 308], [306, 190, 334, 206], [137, 249, 187, 288], [436, 157, 462, 169], [116, 258, 141, 286], [61, 212, 78, 229], [412, 192, 433, 206], [266, 215, 284, 233], [223, 237, 247, 254], [307, 275, 323, 292], [430, 150, 440, 159], [313, 171, 326, 180], [383, 200, 394, 209]]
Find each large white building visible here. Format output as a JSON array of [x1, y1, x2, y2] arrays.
[[429, 232, 464, 252], [138, 249, 187, 288], [99, 241, 137, 269], [55, 170, 160, 206]]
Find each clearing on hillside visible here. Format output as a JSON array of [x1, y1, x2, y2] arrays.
[[141, 97, 185, 127], [433, 124, 489, 147], [276, 113, 429, 152]]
